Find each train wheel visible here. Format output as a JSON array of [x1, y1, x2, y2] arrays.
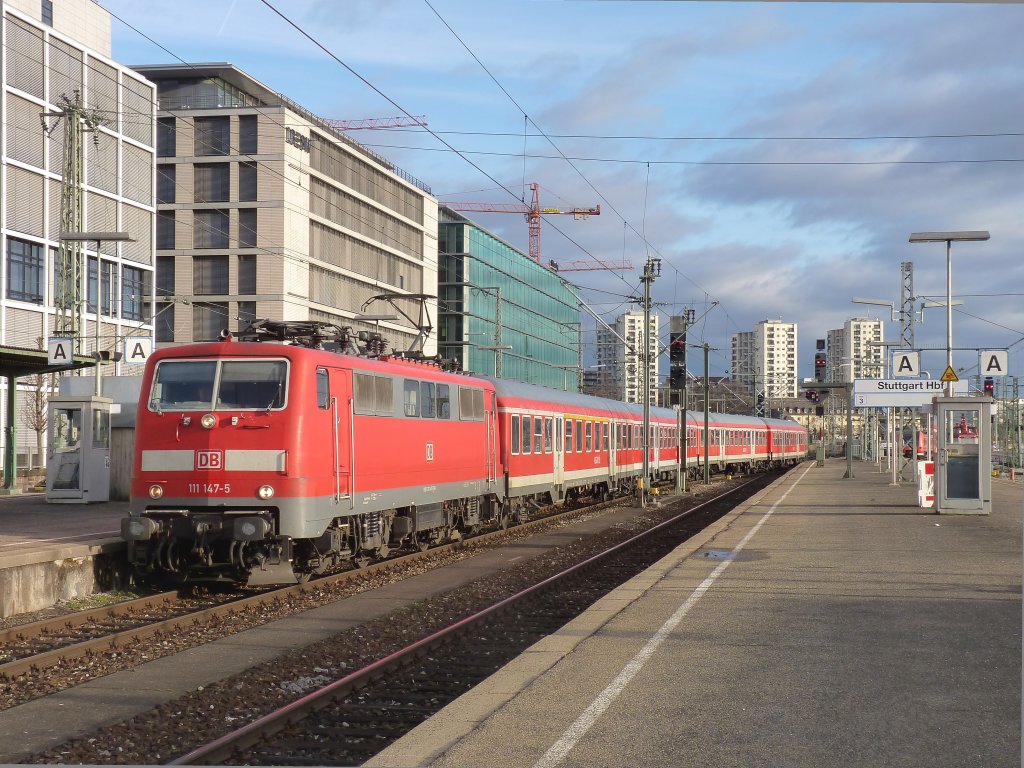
[[415, 536, 430, 552]]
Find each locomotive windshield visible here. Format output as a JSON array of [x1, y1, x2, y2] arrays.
[[149, 359, 288, 411]]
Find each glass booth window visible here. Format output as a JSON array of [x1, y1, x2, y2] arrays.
[[51, 408, 82, 453], [92, 409, 110, 449]]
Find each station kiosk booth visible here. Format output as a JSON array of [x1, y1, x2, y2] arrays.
[[933, 396, 992, 515], [45, 394, 112, 503]]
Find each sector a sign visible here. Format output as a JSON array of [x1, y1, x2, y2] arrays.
[[892, 351, 920, 377], [47, 337, 73, 365], [979, 350, 1008, 377]]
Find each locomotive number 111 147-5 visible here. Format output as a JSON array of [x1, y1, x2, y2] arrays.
[[188, 482, 232, 494]]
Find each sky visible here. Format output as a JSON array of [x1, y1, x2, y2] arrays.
[[102, 0, 1024, 385]]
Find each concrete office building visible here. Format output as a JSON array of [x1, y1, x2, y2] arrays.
[[1, 0, 156, 471], [134, 63, 437, 354]]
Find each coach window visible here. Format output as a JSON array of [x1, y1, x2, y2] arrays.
[[403, 379, 419, 417], [576, 420, 583, 453], [534, 418, 543, 453], [420, 381, 436, 418], [522, 415, 532, 455], [565, 419, 574, 453], [316, 368, 329, 409], [544, 417, 553, 452], [585, 421, 592, 452], [437, 384, 450, 418], [511, 415, 520, 455], [604, 423, 610, 451]]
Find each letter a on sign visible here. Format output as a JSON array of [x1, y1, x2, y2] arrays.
[[980, 350, 1008, 377], [125, 336, 153, 363], [893, 351, 919, 377], [47, 337, 72, 365]]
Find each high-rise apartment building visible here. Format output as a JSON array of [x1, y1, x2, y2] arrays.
[[731, 330, 755, 392], [826, 318, 884, 382], [595, 311, 659, 404], [1, 0, 156, 471], [134, 63, 437, 354], [731, 319, 798, 400]]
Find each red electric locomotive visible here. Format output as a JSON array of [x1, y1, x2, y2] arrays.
[[123, 322, 504, 584]]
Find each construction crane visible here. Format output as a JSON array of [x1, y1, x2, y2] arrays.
[[325, 116, 427, 130], [440, 182, 600, 264]]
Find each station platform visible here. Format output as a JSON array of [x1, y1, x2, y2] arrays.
[[370, 459, 1022, 768], [0, 492, 128, 618]]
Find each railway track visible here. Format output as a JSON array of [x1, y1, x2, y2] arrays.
[[168, 476, 768, 766], [0, 487, 639, 699]]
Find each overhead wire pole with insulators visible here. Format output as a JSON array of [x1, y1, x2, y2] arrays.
[[639, 256, 660, 508]]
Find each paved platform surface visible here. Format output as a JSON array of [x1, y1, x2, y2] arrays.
[[0, 492, 126, 569], [0, 493, 128, 617], [370, 460, 1022, 768]]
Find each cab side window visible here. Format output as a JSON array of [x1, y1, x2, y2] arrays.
[[316, 368, 329, 409], [403, 379, 419, 417]]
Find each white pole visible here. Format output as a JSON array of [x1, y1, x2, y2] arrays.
[[945, 238, 953, 397]]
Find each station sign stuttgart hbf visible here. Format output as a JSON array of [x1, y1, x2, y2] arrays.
[[853, 378, 967, 408]]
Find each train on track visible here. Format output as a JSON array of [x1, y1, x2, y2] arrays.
[[122, 321, 807, 585]]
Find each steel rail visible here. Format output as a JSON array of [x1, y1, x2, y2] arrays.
[[169, 478, 757, 765], [0, 493, 630, 683], [0, 591, 181, 645]]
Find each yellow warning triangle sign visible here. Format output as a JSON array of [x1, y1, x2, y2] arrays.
[[940, 365, 959, 383]]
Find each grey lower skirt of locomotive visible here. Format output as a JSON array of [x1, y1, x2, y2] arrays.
[[121, 495, 501, 586]]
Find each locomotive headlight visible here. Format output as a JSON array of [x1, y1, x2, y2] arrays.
[[257, 484, 275, 500], [200, 413, 217, 429], [148, 484, 164, 499]]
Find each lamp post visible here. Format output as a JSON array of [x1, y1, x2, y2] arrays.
[[908, 231, 990, 396], [58, 231, 133, 396]]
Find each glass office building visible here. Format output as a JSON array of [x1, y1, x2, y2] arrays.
[[438, 210, 581, 390]]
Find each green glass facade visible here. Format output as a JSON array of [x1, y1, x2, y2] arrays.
[[438, 213, 581, 390]]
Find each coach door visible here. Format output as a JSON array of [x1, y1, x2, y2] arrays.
[[609, 420, 618, 477], [652, 425, 660, 470], [331, 368, 354, 505], [486, 393, 497, 486], [553, 416, 565, 491]]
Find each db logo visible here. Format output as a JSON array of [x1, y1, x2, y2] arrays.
[[195, 450, 224, 470]]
